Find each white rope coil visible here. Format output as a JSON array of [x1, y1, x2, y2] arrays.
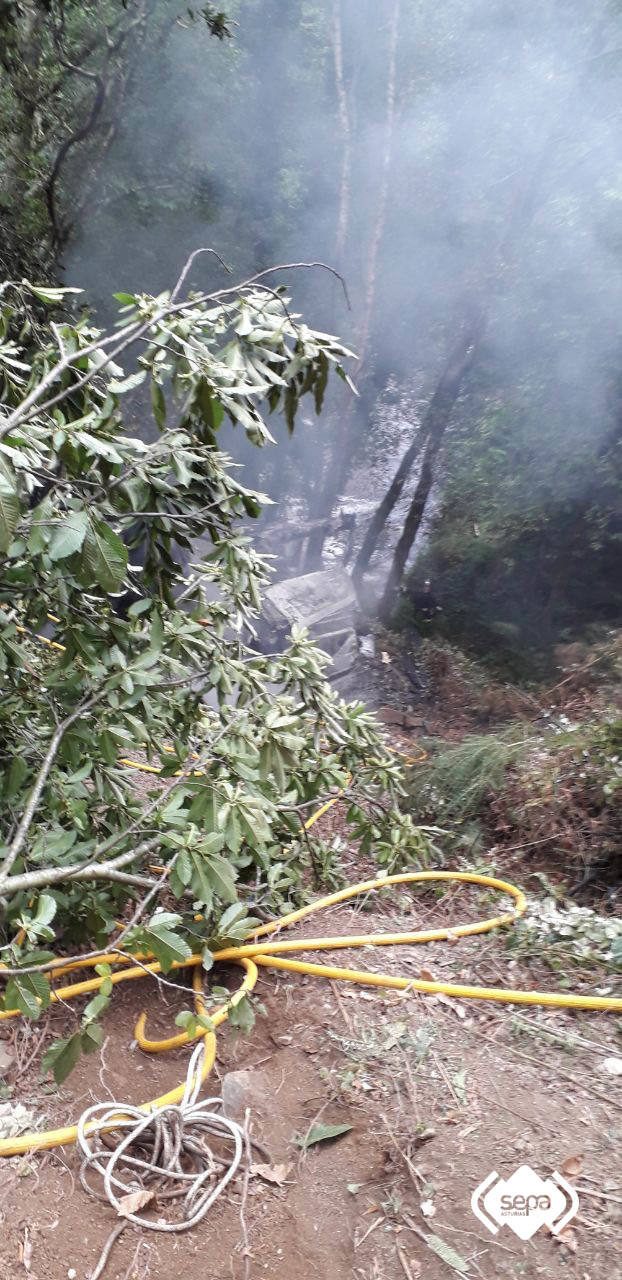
[[77, 1043, 246, 1234]]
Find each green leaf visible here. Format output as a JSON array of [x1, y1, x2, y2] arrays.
[[98, 730, 117, 765], [140, 913, 192, 973], [75, 432, 125, 464], [188, 851, 213, 909], [0, 488, 20, 554], [41, 1032, 82, 1084], [81, 1022, 104, 1054], [218, 903, 247, 933], [48, 510, 89, 562], [160, 789, 187, 820], [82, 520, 128, 591], [422, 1235, 469, 1274], [19, 949, 55, 966], [151, 379, 166, 428], [229, 994, 255, 1033], [206, 853, 238, 903], [33, 894, 57, 931], [65, 761, 94, 784], [294, 1122, 353, 1149], [4, 755, 27, 799], [313, 351, 329, 415], [83, 992, 110, 1022], [4, 972, 50, 1021], [127, 597, 152, 617], [196, 382, 224, 431], [201, 831, 225, 855], [108, 370, 146, 393], [24, 283, 83, 305], [174, 848, 192, 887], [175, 1009, 197, 1035]]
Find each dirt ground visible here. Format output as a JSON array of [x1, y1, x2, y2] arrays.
[[0, 867, 621, 1280]]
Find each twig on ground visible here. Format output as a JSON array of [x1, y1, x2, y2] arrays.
[[380, 1111, 425, 1194], [121, 1239, 149, 1280], [238, 1107, 253, 1280], [332, 979, 354, 1033], [431, 1051, 460, 1108], [463, 1020, 622, 1112], [508, 1012, 616, 1058], [90, 1222, 127, 1280], [431, 1219, 517, 1256], [354, 1216, 383, 1250], [576, 1185, 622, 1206], [296, 1100, 331, 1169], [476, 1086, 560, 1136], [396, 1245, 416, 1280], [98, 1035, 115, 1103]]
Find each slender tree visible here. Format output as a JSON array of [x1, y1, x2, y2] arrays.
[[304, 0, 400, 568]]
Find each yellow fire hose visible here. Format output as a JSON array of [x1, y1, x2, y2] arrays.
[[1, 619, 620, 1158], [1, 869, 621, 1159]]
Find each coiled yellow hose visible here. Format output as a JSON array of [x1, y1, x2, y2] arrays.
[[1, 869, 621, 1158], [1, 619, 620, 1156]]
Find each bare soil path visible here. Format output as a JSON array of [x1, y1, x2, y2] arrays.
[[0, 872, 620, 1280]]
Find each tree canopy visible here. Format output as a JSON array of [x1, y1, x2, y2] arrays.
[[0, 259, 433, 1074]]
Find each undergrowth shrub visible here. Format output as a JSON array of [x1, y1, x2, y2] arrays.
[[406, 716, 622, 890]]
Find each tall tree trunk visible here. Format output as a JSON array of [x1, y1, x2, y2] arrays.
[[352, 322, 482, 584], [352, 426, 424, 583], [380, 309, 487, 611], [303, 0, 400, 570], [367, 99, 584, 608], [333, 0, 351, 266], [356, 0, 399, 369], [1, 6, 45, 272], [60, 0, 151, 249]]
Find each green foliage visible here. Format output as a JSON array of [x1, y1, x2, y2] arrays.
[[414, 366, 622, 663], [0, 261, 431, 1077], [174, 1008, 215, 1037], [405, 698, 622, 892], [41, 1020, 105, 1085], [0, 1, 231, 278], [406, 731, 525, 826], [182, 6, 233, 39], [129, 912, 193, 973], [508, 896, 622, 972]]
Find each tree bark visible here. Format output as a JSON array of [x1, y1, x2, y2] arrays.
[[304, 0, 400, 569], [366, 97, 585, 607], [354, 311, 486, 584], [352, 428, 424, 582], [380, 311, 487, 610], [46, 2, 150, 251], [0, 6, 45, 273], [333, 0, 351, 266]]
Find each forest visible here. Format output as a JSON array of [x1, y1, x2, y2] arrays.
[[0, 4, 621, 1279]]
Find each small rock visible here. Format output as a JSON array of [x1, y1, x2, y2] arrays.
[[331, 631, 358, 679], [377, 705, 425, 730], [222, 1069, 267, 1122], [0, 1101, 37, 1140], [377, 706, 406, 726], [600, 1057, 622, 1077], [359, 633, 375, 659]]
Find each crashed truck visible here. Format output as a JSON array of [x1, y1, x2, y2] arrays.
[[257, 567, 359, 680]]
